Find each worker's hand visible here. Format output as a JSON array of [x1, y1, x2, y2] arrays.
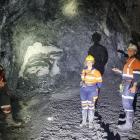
[[119, 83, 124, 93], [112, 68, 122, 74], [129, 85, 137, 93]]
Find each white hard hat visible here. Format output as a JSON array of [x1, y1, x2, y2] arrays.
[[127, 44, 138, 51]]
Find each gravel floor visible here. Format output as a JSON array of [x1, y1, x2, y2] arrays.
[[0, 73, 140, 140]]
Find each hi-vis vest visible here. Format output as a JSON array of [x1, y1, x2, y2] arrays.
[[122, 57, 140, 80], [81, 68, 102, 84]]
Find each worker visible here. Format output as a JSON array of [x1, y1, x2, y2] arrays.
[[80, 55, 102, 128], [112, 42, 140, 131]]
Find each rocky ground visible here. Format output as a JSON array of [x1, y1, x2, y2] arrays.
[[0, 72, 140, 140]]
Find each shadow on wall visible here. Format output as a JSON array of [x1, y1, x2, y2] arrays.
[[88, 32, 108, 75]]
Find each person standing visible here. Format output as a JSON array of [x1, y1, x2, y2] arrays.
[[88, 32, 108, 75], [112, 42, 140, 131], [80, 55, 102, 128], [0, 66, 21, 126]]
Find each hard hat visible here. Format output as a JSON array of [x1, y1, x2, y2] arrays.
[[127, 44, 138, 51], [85, 55, 95, 62]]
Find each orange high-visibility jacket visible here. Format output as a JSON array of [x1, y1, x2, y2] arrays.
[[122, 57, 140, 80], [81, 68, 102, 85]]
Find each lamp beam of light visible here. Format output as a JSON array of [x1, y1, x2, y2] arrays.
[[62, 0, 78, 17]]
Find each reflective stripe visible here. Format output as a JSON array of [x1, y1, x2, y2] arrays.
[[133, 71, 140, 74], [3, 110, 11, 114], [85, 76, 95, 80], [95, 77, 102, 80], [81, 101, 88, 104], [81, 101, 94, 104], [85, 84, 96, 86], [87, 101, 92, 104], [122, 95, 134, 99], [128, 58, 136, 67], [81, 104, 88, 106], [81, 68, 102, 84], [127, 68, 129, 75], [81, 101, 91, 108], [122, 74, 133, 78], [83, 106, 88, 109], [125, 109, 134, 112], [123, 58, 136, 78], [1, 105, 11, 109], [89, 107, 95, 110]]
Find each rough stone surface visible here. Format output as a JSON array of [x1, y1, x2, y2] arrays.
[[0, 0, 140, 90], [0, 73, 140, 140], [0, 0, 140, 139]]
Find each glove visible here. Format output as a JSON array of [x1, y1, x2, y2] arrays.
[[119, 83, 124, 94]]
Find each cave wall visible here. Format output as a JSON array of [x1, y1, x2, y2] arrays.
[[0, 0, 140, 91]]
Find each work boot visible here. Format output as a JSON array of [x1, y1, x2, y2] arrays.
[[118, 112, 134, 131], [5, 114, 22, 127], [80, 109, 87, 127], [118, 112, 126, 121], [88, 110, 94, 129]]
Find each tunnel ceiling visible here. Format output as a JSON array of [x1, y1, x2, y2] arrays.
[[0, 0, 140, 32], [0, 0, 140, 91]]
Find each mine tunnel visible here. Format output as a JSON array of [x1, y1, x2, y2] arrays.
[[0, 0, 140, 139]]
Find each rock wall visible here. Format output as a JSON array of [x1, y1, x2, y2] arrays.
[[0, 0, 140, 92]]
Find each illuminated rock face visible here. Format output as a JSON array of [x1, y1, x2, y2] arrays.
[[17, 42, 63, 90], [19, 42, 62, 78], [62, 0, 78, 17]]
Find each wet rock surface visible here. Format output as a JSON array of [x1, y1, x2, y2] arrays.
[[0, 73, 140, 140]]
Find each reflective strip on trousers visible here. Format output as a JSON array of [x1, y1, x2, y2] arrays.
[[88, 101, 95, 110], [125, 109, 134, 112], [81, 101, 88, 109], [81, 100, 88, 104], [88, 106, 95, 110], [82, 106, 89, 110], [122, 95, 134, 100]]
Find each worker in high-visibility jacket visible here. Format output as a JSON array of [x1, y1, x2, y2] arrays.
[[80, 55, 102, 128], [112, 42, 140, 131]]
